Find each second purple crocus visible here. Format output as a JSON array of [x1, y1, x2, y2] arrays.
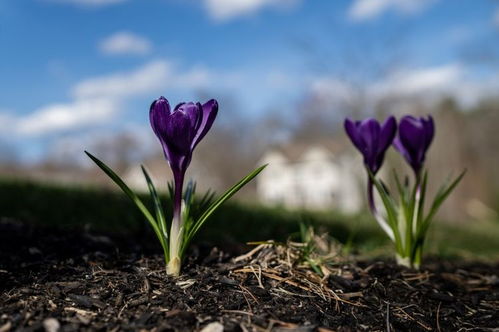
[[393, 115, 434, 177]]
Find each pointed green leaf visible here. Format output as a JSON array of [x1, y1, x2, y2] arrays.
[[415, 171, 428, 230], [198, 189, 216, 212], [393, 170, 414, 255], [367, 170, 403, 253], [85, 151, 167, 254], [181, 164, 267, 255], [141, 165, 169, 252], [419, 169, 466, 239], [409, 171, 427, 259]]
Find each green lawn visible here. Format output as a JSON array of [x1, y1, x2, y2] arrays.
[[1, 177, 498, 262]]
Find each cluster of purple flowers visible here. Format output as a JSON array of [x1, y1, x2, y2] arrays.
[[345, 115, 434, 178], [345, 115, 434, 214], [343, 114, 461, 269], [90, 92, 457, 272]]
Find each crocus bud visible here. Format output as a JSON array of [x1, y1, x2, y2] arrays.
[[393, 115, 434, 176], [149, 97, 218, 174], [344, 116, 397, 174]]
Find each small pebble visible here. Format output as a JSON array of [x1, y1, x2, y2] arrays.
[[200, 322, 224, 332], [43, 318, 60, 332], [0, 322, 12, 332]]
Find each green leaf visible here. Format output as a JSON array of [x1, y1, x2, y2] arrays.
[[184, 180, 196, 206], [367, 170, 403, 253], [393, 171, 413, 256], [141, 165, 169, 254], [181, 164, 267, 255], [415, 171, 428, 229], [181, 180, 196, 236], [393, 171, 406, 206], [410, 171, 428, 260], [198, 189, 216, 212], [393, 171, 411, 222], [85, 151, 167, 256], [418, 169, 466, 239]]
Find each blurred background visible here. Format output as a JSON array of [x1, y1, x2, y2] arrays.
[[1, 0, 499, 258]]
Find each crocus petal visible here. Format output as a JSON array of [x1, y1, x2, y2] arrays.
[[192, 99, 218, 149], [150, 97, 173, 161], [149, 97, 171, 139], [379, 116, 397, 152], [358, 119, 381, 171], [393, 136, 412, 165], [175, 102, 203, 131], [165, 111, 197, 156], [398, 116, 426, 156], [394, 115, 435, 173], [344, 118, 364, 152], [422, 115, 434, 151]]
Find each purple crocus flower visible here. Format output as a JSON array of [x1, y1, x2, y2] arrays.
[[393, 115, 434, 177], [149, 97, 218, 222], [344, 116, 397, 174]]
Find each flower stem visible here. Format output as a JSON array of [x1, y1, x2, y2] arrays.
[[173, 171, 184, 224], [167, 170, 185, 276]]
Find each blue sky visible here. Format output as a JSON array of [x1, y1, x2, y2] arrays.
[[1, 0, 499, 162]]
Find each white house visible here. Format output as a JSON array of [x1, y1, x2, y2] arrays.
[[257, 142, 364, 213]]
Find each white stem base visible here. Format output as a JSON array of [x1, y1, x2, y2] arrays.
[[395, 254, 419, 269], [167, 257, 181, 276], [396, 254, 410, 267]]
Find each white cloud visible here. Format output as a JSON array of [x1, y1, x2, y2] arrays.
[[3, 59, 241, 137], [204, 0, 299, 21], [348, 0, 435, 22], [375, 63, 462, 96], [308, 63, 499, 110], [379, 64, 499, 108], [73, 60, 173, 99], [17, 98, 118, 136], [73, 60, 240, 100], [44, 0, 127, 7], [17, 61, 175, 137], [99, 32, 152, 56]]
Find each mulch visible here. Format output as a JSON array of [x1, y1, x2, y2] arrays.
[[0, 218, 498, 332]]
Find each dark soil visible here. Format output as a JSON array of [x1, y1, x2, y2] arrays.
[[0, 218, 498, 332]]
